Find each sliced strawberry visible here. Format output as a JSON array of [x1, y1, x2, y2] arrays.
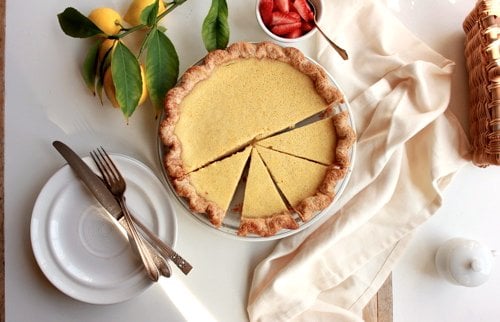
[[259, 0, 274, 26], [293, 0, 314, 22], [270, 11, 301, 26], [301, 21, 314, 33], [287, 28, 303, 38], [271, 22, 302, 36], [274, 0, 290, 13]]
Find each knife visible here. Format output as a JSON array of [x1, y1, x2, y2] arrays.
[[52, 141, 192, 275]]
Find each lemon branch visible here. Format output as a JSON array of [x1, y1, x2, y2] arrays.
[[57, 0, 228, 120]]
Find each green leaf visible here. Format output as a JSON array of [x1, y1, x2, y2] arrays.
[[57, 7, 103, 38], [96, 40, 115, 104], [111, 42, 143, 118], [138, 26, 157, 58], [81, 39, 102, 95], [145, 29, 179, 113], [141, 0, 160, 26], [201, 0, 230, 51]]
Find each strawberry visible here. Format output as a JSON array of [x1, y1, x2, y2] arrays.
[[301, 21, 314, 33], [270, 11, 301, 26], [259, 0, 274, 26], [274, 0, 290, 13], [271, 22, 302, 36], [287, 28, 303, 38], [292, 0, 314, 22]]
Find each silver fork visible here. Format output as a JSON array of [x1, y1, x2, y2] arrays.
[[91, 147, 161, 282], [91, 149, 193, 275]]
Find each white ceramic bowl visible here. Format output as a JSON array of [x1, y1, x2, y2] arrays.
[[255, 0, 324, 43]]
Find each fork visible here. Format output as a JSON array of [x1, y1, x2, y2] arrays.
[[92, 148, 192, 275], [91, 147, 161, 282]]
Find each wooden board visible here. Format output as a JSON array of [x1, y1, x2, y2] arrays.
[[363, 275, 393, 322]]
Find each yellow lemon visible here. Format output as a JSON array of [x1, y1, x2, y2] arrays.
[[88, 7, 122, 35], [103, 66, 148, 108], [98, 39, 116, 64], [124, 0, 166, 26]]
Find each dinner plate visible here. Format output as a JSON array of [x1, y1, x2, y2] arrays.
[[31, 154, 177, 304], [156, 55, 356, 241]]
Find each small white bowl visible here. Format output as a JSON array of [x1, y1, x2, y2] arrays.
[[255, 0, 323, 43]]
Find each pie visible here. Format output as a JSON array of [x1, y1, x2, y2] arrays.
[[256, 146, 346, 221], [239, 149, 298, 236], [160, 41, 355, 236], [172, 146, 251, 227]]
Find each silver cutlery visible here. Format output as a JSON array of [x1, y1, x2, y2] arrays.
[[53, 141, 192, 276], [92, 148, 193, 275], [128, 214, 192, 275], [90, 147, 161, 282], [53, 141, 169, 281]]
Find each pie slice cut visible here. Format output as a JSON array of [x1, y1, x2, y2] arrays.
[[238, 149, 298, 237], [257, 111, 355, 167], [172, 146, 252, 227], [256, 146, 346, 221]]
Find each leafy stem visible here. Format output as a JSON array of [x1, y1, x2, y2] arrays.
[[57, 0, 229, 120]]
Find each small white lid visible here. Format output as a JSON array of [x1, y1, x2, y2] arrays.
[[444, 238, 494, 287]]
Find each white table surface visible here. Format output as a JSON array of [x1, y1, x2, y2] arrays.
[[5, 0, 500, 321]]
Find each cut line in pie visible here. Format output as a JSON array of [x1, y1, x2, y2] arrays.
[[159, 41, 356, 238], [238, 149, 298, 237]]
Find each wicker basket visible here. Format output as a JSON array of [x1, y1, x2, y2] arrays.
[[463, 0, 500, 166]]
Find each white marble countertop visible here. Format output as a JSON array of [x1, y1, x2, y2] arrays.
[[5, 0, 500, 321]]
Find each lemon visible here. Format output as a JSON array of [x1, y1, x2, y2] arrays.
[[124, 0, 166, 26], [88, 7, 122, 35], [103, 66, 148, 108], [98, 39, 116, 64]]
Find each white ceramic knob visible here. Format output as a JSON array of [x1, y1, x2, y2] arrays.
[[435, 238, 494, 287]]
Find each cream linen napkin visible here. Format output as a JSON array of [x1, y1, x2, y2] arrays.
[[247, 0, 471, 321]]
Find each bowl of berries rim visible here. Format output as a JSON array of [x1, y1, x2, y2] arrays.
[[256, 0, 323, 43]]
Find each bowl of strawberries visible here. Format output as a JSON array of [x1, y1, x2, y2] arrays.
[[256, 0, 322, 42]]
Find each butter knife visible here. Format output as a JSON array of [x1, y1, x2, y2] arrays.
[[52, 141, 192, 275]]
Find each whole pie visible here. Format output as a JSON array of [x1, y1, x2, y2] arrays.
[[160, 41, 355, 236]]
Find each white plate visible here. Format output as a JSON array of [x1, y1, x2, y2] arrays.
[[31, 154, 177, 304], [157, 56, 356, 241]]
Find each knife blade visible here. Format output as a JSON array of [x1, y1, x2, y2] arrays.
[[53, 141, 123, 217], [52, 141, 192, 275]]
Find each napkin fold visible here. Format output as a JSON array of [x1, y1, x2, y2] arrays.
[[247, 0, 471, 321]]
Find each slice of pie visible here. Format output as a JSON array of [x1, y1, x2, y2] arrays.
[[172, 146, 251, 227], [160, 42, 343, 178], [257, 111, 355, 167], [256, 146, 346, 221], [238, 149, 298, 237]]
